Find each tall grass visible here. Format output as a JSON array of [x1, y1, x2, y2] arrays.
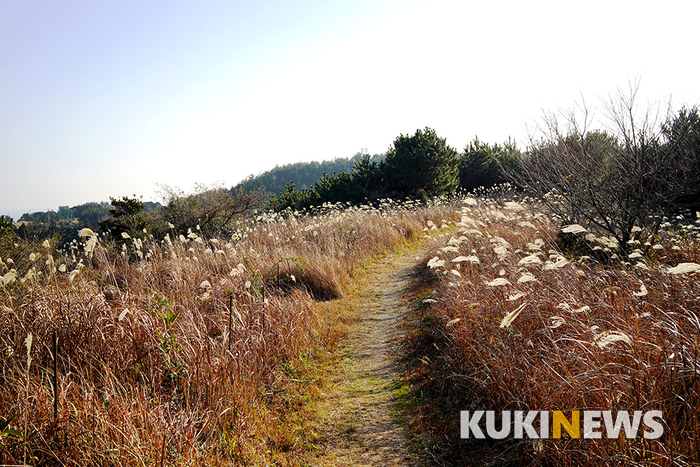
[[0, 199, 457, 466], [406, 196, 700, 466]]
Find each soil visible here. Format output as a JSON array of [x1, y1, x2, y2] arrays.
[[312, 249, 422, 466]]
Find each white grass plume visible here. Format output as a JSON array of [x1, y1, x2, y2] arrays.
[[500, 302, 527, 328], [561, 224, 587, 234], [633, 281, 648, 297], [594, 330, 632, 348], [487, 278, 511, 287], [667, 263, 700, 274]]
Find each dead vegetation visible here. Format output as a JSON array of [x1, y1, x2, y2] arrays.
[[0, 199, 457, 466], [402, 195, 700, 466]]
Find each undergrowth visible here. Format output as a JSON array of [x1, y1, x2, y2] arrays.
[[400, 196, 700, 466], [0, 198, 457, 466]]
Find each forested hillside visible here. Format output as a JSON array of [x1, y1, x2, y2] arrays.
[[232, 153, 385, 196], [271, 128, 521, 211], [15, 200, 161, 244]]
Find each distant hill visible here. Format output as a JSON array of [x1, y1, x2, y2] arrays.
[[233, 153, 385, 197], [15, 200, 162, 244], [19, 201, 161, 227]]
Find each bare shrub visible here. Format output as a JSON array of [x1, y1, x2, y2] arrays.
[[156, 183, 267, 238], [510, 83, 700, 248]]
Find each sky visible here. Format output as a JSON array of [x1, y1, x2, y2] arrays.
[[1, 0, 699, 220]]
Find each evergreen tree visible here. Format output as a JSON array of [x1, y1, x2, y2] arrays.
[[382, 127, 459, 199], [661, 106, 700, 209], [459, 137, 521, 192], [99, 196, 148, 245], [352, 154, 383, 201]]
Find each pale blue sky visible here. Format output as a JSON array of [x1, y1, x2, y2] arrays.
[[1, 0, 699, 219]]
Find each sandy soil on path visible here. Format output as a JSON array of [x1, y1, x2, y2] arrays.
[[312, 249, 421, 466]]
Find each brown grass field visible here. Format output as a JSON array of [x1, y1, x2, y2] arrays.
[[0, 199, 457, 466], [1, 195, 699, 466], [402, 196, 700, 466]]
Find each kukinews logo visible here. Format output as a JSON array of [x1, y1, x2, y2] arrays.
[[461, 410, 663, 440]]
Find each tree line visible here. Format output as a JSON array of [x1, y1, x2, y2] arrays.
[[9, 86, 699, 253], [233, 153, 385, 197], [13, 201, 161, 245], [511, 87, 700, 249], [270, 128, 520, 211], [11, 130, 520, 246], [271, 89, 699, 253]]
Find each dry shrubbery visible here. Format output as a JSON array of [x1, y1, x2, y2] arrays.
[[407, 196, 700, 465], [510, 85, 700, 249], [0, 199, 457, 466]]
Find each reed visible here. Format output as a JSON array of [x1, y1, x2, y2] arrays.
[[405, 196, 700, 465], [0, 198, 458, 465]]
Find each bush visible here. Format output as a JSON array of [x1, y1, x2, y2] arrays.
[[156, 184, 266, 238], [509, 84, 700, 249], [459, 137, 521, 192], [383, 127, 459, 199]]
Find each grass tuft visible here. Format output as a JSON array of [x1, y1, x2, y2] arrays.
[[401, 195, 700, 466], [0, 198, 458, 465]]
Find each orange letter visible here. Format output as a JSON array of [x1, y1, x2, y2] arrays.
[[553, 411, 580, 439]]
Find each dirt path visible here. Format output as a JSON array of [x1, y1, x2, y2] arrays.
[[312, 249, 421, 466]]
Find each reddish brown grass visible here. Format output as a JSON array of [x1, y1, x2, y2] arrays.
[[0, 199, 458, 466], [403, 197, 700, 466]]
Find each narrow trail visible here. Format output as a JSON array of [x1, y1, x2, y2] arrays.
[[313, 248, 422, 466]]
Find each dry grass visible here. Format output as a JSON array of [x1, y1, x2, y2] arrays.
[[403, 196, 700, 466], [0, 199, 458, 466]]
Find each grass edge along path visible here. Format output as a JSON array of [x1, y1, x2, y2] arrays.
[[273, 236, 444, 466], [0, 203, 460, 466]]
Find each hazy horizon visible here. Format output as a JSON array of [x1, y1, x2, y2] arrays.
[[2, 151, 374, 221]]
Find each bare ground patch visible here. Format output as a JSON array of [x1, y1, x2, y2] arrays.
[[312, 250, 423, 466]]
